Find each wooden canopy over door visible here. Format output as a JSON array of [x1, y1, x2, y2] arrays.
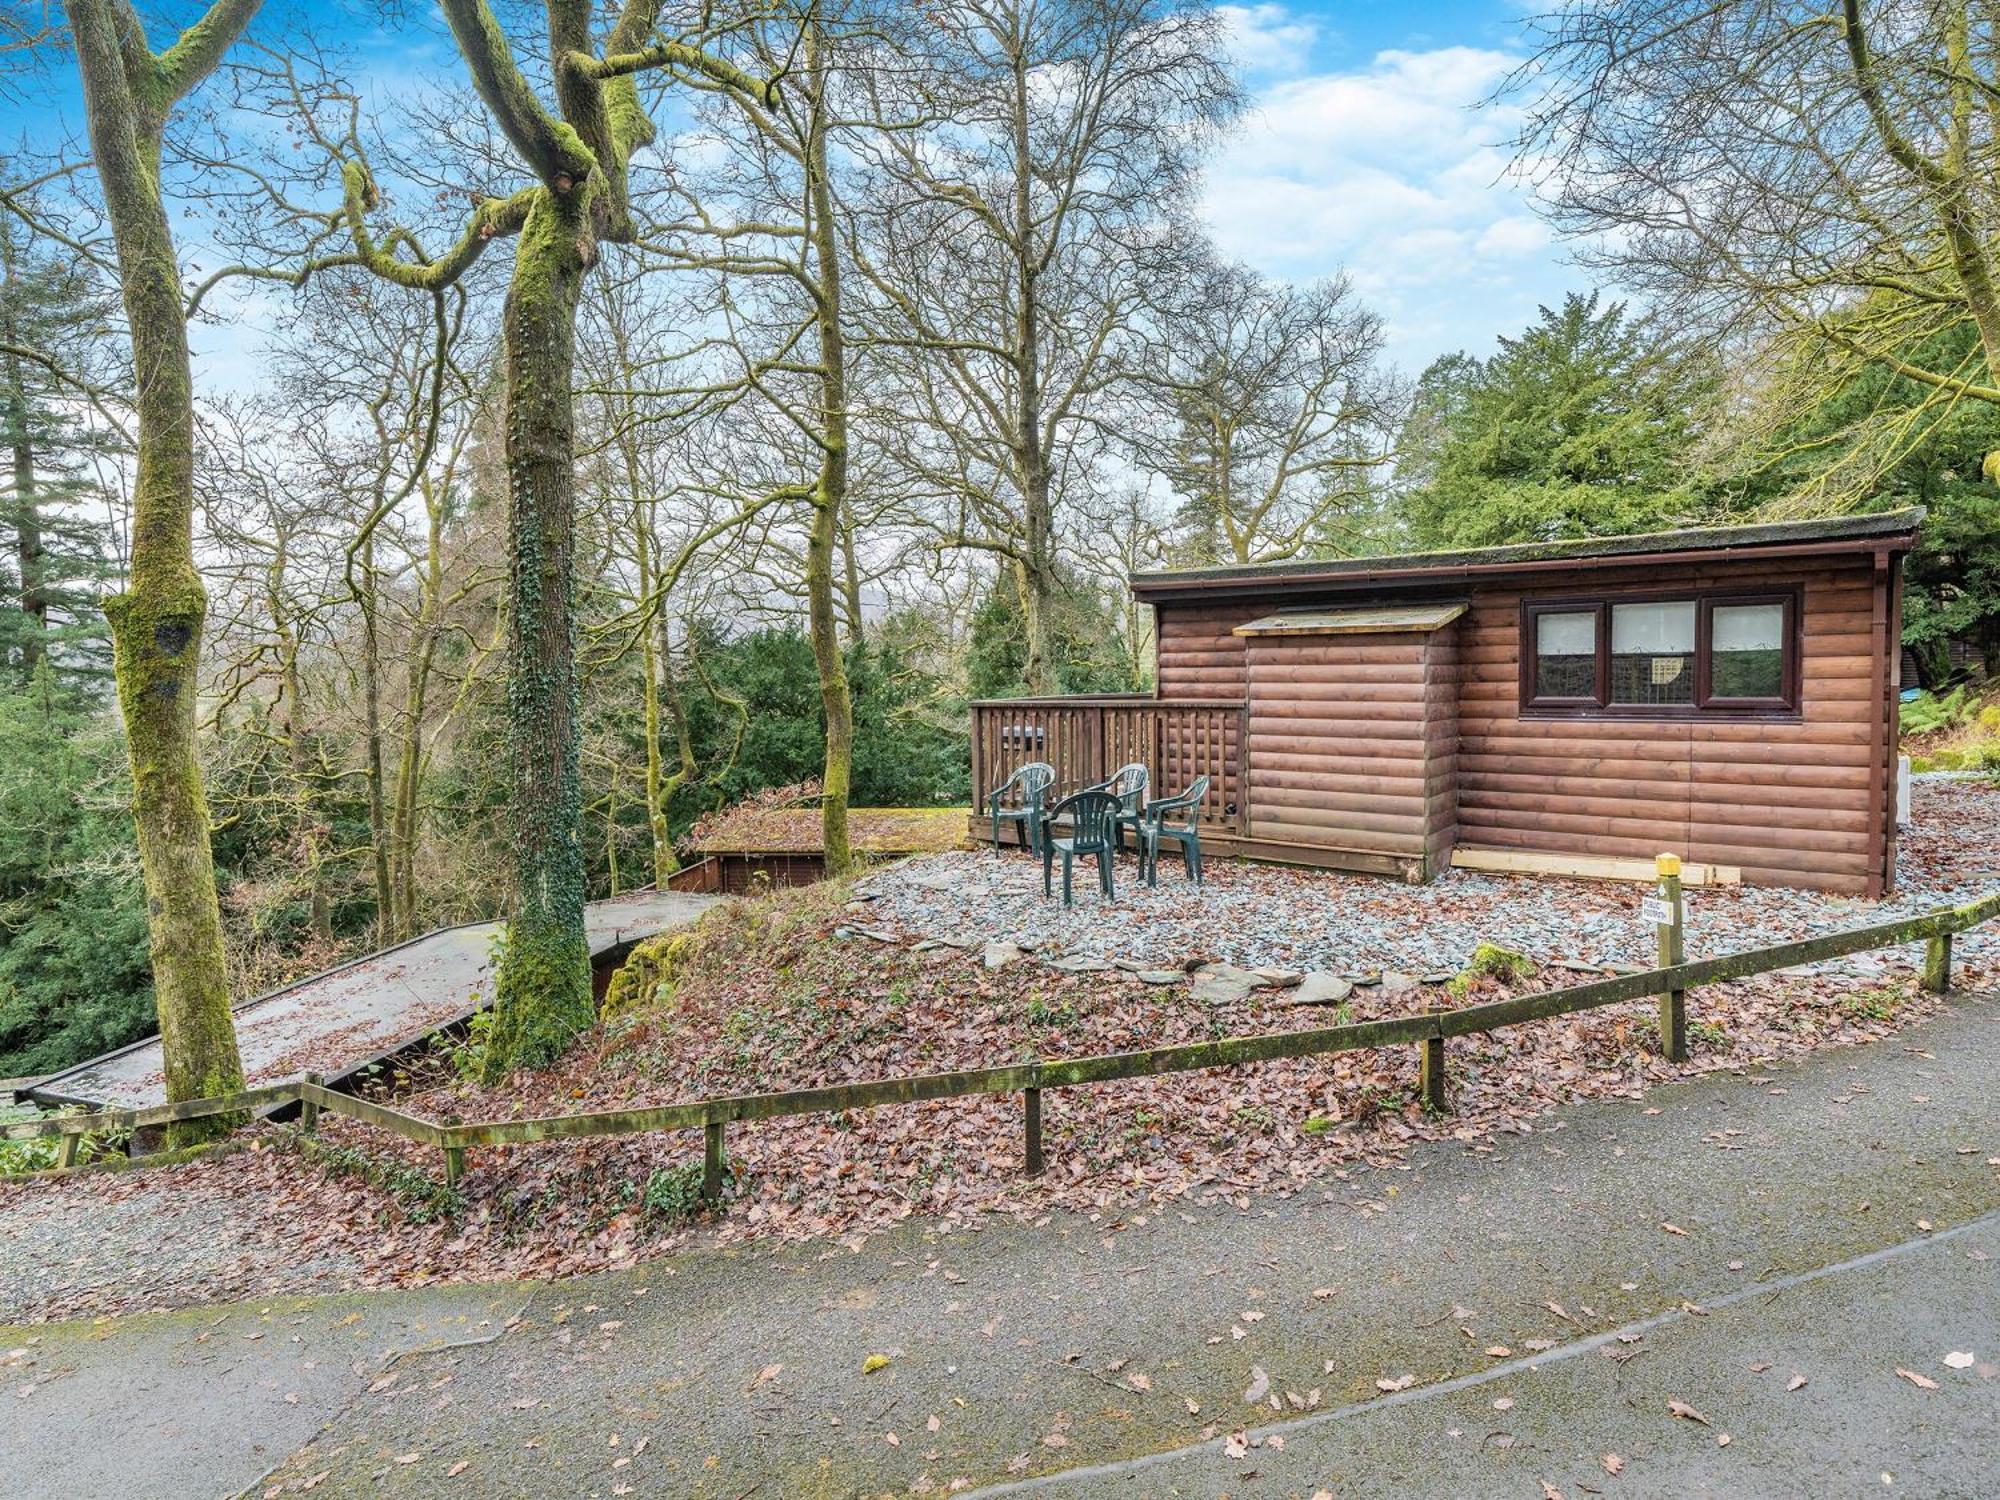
[[1236, 604, 1465, 881]]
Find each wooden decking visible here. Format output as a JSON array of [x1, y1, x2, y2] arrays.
[[969, 696, 1429, 881]]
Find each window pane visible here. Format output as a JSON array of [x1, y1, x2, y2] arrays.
[[1534, 610, 1597, 698], [1609, 601, 1696, 705], [1711, 602, 1785, 699]]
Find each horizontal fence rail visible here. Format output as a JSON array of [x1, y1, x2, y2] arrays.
[[7, 890, 1996, 1190]]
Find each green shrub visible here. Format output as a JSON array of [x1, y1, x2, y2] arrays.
[[450, 1005, 495, 1084], [1900, 686, 1971, 736], [1447, 941, 1535, 998], [641, 1160, 719, 1221]]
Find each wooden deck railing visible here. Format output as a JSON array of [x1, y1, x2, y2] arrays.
[[9, 889, 1995, 1197], [969, 695, 1247, 832]]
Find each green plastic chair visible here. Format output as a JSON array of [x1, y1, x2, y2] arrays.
[[1042, 790, 1122, 906], [987, 761, 1055, 857], [1084, 762, 1149, 853], [1140, 775, 1211, 888]]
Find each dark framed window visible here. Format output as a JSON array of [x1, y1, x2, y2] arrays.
[[1520, 589, 1799, 717]]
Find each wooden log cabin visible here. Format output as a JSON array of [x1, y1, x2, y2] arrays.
[[969, 510, 1923, 895]]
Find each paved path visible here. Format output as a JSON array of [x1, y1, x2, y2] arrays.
[[5, 995, 1997, 1499]]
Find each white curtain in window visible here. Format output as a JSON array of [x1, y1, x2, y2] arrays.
[[1537, 611, 1596, 655], [1611, 601, 1696, 652], [1712, 603, 1783, 651]]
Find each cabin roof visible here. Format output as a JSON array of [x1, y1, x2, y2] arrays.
[[1233, 603, 1468, 637], [1131, 508, 1924, 601]]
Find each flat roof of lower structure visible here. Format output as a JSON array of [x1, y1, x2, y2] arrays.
[[21, 889, 719, 1113]]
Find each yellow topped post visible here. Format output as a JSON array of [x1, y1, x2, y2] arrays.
[[1655, 852, 1686, 1062]]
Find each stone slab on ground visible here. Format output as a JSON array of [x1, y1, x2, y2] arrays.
[[1286, 973, 1354, 1007], [15, 994, 1996, 1499]]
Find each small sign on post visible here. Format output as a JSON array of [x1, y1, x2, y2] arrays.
[[1654, 853, 1687, 1063]]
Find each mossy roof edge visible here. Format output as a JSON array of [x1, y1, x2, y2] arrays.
[[1132, 508, 1925, 596]]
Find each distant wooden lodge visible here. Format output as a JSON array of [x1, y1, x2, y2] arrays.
[[669, 806, 970, 893], [972, 510, 1923, 895]]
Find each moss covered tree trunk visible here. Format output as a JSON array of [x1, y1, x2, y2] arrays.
[[69, 0, 251, 1119], [482, 192, 594, 1077], [804, 28, 855, 877]]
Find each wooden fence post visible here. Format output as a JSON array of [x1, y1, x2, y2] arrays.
[[300, 1072, 322, 1136], [702, 1121, 725, 1201], [1923, 930, 1953, 993], [1655, 853, 1687, 1063], [1419, 1033, 1447, 1114], [1023, 1087, 1044, 1176], [56, 1129, 80, 1170], [442, 1144, 465, 1187]]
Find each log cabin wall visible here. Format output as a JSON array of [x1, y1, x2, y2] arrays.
[[1240, 630, 1436, 876], [1455, 552, 1893, 895], [1423, 627, 1460, 875], [1147, 548, 1901, 895]]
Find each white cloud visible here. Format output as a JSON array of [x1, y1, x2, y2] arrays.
[[1474, 214, 1549, 257], [1217, 4, 1321, 78], [1202, 36, 1575, 372]]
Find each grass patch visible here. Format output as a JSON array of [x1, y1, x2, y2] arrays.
[[1836, 986, 1904, 1023], [1446, 941, 1536, 1000], [1025, 993, 1080, 1028]]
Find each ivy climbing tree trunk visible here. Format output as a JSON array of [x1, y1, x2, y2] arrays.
[[322, 0, 778, 1074], [486, 193, 594, 1073], [68, 0, 255, 1118]]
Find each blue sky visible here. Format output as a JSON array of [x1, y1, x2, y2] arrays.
[[11, 0, 1577, 381], [1206, 1, 1575, 374]]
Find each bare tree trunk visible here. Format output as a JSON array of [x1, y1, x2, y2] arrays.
[[357, 529, 396, 941], [269, 529, 333, 941], [390, 478, 449, 936], [69, 0, 250, 1120], [484, 193, 594, 1078], [3, 356, 43, 665], [1009, 38, 1055, 696], [634, 517, 682, 887], [838, 495, 865, 645], [0, 232, 44, 668]]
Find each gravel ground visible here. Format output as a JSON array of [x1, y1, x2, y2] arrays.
[[859, 775, 2000, 982], [0, 1154, 368, 1324]]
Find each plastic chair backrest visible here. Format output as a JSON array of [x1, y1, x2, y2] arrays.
[[1106, 762, 1148, 811], [1051, 790, 1121, 850], [1000, 761, 1055, 806], [1163, 775, 1210, 831]]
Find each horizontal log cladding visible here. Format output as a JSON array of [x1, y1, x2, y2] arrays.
[[1236, 625, 1463, 864], [1151, 551, 1896, 893]]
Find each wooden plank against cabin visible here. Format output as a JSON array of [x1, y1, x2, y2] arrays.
[[1449, 846, 1741, 885]]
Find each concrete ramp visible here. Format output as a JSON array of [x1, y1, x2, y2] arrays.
[[20, 890, 719, 1111]]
